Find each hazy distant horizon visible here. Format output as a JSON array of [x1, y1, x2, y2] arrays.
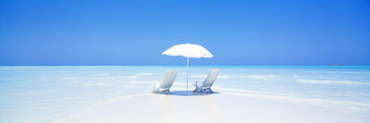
[[1, 64, 369, 66]]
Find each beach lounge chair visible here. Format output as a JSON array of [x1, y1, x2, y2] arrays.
[[152, 70, 178, 94], [193, 69, 220, 93]]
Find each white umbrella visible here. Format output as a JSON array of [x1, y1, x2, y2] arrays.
[[162, 43, 213, 92]]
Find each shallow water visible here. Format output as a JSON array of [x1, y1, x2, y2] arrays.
[[0, 66, 369, 122]]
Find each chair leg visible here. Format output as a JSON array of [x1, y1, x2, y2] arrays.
[[208, 88, 213, 93], [159, 89, 171, 94], [193, 81, 202, 92], [202, 88, 213, 93]]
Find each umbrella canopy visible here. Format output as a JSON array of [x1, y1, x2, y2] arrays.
[[162, 43, 213, 58], [162, 43, 213, 93]]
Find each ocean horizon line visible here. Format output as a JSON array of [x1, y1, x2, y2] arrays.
[[1, 64, 370, 68]]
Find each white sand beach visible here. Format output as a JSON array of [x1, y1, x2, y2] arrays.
[[1, 66, 369, 123], [53, 88, 369, 123]]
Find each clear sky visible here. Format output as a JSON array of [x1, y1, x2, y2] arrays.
[[0, 0, 369, 65]]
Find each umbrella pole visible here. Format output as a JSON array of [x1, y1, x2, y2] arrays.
[[186, 56, 189, 93]]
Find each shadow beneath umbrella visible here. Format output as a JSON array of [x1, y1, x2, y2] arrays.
[[153, 91, 220, 96]]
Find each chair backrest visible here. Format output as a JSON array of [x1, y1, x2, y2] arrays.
[[202, 69, 220, 87], [159, 70, 178, 89]]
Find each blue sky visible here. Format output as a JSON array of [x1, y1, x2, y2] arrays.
[[0, 0, 369, 65]]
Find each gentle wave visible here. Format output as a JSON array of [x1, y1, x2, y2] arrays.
[[58, 77, 78, 80], [82, 83, 115, 86], [215, 87, 370, 111], [239, 75, 278, 79], [297, 79, 370, 85], [91, 73, 110, 76], [130, 81, 157, 84], [135, 73, 153, 76], [127, 75, 138, 79]]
